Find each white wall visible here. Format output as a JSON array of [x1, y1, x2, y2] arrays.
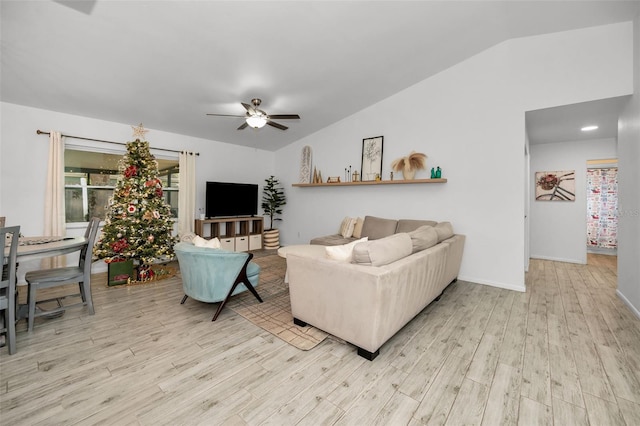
[[617, 13, 640, 318], [0, 102, 275, 278], [1, 22, 635, 295], [529, 138, 617, 264], [275, 22, 634, 292]]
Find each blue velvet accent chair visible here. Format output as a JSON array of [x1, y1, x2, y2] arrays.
[[174, 242, 262, 321]]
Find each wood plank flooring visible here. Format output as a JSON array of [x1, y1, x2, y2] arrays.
[[1, 253, 639, 425]]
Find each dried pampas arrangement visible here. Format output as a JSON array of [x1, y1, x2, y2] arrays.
[[391, 151, 427, 180]]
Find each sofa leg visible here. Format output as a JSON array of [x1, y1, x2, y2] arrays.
[[435, 278, 458, 302], [293, 317, 307, 327], [180, 295, 188, 304], [357, 347, 380, 361]]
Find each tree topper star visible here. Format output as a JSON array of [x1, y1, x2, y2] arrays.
[[131, 123, 149, 139]]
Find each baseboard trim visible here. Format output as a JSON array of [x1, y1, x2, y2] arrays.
[[457, 275, 526, 293], [529, 255, 586, 265], [616, 289, 640, 320]]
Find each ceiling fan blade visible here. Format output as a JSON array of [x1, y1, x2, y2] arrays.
[[268, 114, 300, 120], [267, 121, 288, 131], [241, 102, 256, 115], [206, 113, 247, 118], [237, 122, 249, 130]]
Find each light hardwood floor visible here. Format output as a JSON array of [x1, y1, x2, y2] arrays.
[[1, 253, 639, 425]]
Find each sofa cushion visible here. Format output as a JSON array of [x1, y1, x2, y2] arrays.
[[352, 217, 365, 238], [310, 234, 356, 246], [352, 233, 412, 266], [193, 235, 221, 249], [339, 216, 357, 238], [325, 237, 368, 262], [434, 222, 454, 242], [408, 225, 439, 253], [360, 216, 398, 240], [396, 219, 438, 233]]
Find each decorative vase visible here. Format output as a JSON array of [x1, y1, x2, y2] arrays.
[[402, 168, 416, 180], [263, 229, 280, 250]]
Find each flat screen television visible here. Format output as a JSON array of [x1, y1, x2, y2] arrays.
[[205, 181, 259, 218]]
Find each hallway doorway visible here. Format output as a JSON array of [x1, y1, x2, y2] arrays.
[[586, 159, 618, 261]]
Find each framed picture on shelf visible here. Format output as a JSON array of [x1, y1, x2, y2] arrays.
[[361, 136, 384, 181]]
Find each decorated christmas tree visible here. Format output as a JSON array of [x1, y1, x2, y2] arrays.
[[93, 125, 177, 265]]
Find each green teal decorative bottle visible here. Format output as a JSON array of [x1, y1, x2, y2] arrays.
[[435, 167, 441, 178], [430, 167, 436, 179]]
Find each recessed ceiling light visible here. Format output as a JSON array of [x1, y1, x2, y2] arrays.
[[581, 125, 599, 131]]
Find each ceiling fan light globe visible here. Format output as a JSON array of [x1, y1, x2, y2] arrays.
[[246, 115, 267, 129]]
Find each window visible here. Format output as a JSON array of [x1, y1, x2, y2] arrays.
[[64, 147, 179, 223]]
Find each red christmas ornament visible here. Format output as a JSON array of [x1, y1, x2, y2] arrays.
[[110, 238, 128, 253], [124, 165, 138, 178]]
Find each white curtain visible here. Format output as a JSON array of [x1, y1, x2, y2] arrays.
[[43, 131, 66, 268], [178, 151, 196, 236]]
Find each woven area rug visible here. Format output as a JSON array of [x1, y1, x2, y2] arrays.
[[226, 251, 329, 350]]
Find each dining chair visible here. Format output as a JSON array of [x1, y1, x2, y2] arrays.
[[24, 218, 101, 331], [1, 226, 20, 354]]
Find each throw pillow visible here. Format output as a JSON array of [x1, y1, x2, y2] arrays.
[[352, 217, 364, 238], [407, 225, 439, 253], [193, 235, 222, 249], [352, 233, 412, 266], [325, 237, 368, 262], [339, 216, 357, 238], [434, 222, 454, 242], [180, 232, 197, 243]]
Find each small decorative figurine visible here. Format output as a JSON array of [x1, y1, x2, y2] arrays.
[[390, 171, 394, 181]]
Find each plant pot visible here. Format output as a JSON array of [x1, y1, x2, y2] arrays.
[[263, 229, 280, 250]]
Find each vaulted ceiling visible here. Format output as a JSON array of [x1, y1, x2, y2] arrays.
[[2, 1, 638, 151]]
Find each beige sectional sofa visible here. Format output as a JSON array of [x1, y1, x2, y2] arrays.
[[287, 216, 465, 360]]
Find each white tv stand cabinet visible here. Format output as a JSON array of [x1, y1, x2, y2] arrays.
[[194, 216, 263, 252]]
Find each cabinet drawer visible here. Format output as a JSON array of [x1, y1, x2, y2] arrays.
[[235, 236, 249, 252], [249, 234, 262, 250], [220, 238, 235, 251]]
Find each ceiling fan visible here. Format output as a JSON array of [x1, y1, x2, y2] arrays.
[[206, 98, 300, 130]]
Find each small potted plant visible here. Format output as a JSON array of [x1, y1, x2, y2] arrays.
[[261, 175, 286, 249]]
